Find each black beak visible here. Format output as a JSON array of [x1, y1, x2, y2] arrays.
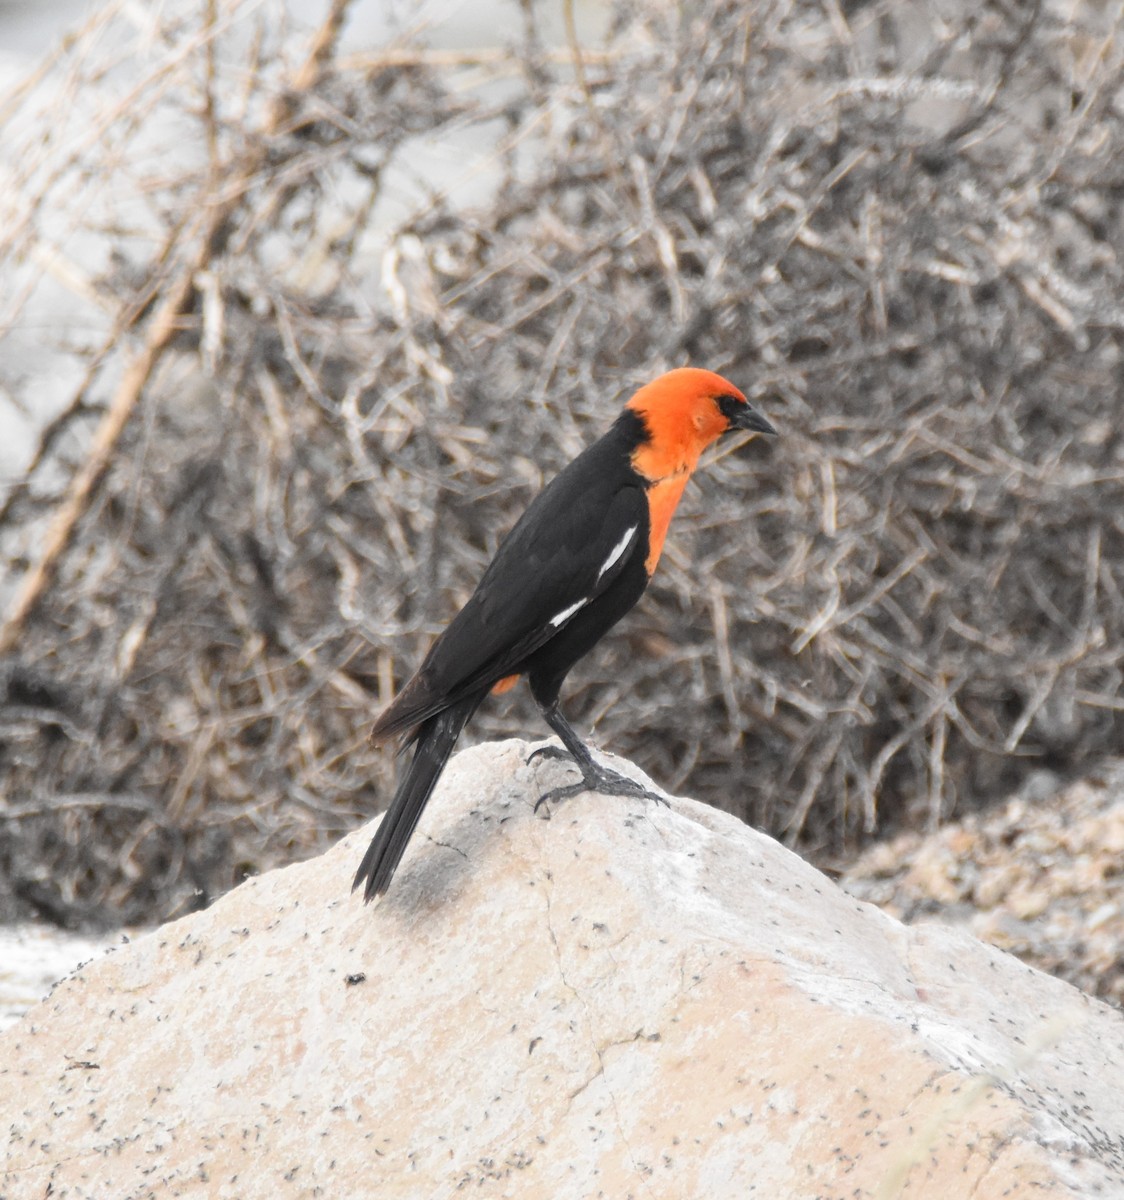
[[730, 402, 777, 437]]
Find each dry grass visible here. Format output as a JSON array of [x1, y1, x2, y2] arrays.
[[1, 0, 1123, 926]]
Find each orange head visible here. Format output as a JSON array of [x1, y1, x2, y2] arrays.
[[625, 367, 776, 482]]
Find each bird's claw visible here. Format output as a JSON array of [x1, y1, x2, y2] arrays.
[[526, 743, 574, 766], [533, 762, 668, 813]]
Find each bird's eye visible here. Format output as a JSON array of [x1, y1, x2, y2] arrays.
[[716, 393, 745, 421]]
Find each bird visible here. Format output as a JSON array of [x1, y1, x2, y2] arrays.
[[353, 366, 777, 900]]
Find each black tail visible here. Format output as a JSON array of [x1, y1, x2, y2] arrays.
[[353, 694, 482, 901]]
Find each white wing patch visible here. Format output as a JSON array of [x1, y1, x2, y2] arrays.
[[597, 524, 637, 582], [549, 598, 588, 628], [547, 525, 637, 630]]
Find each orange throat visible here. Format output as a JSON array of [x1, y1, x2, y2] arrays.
[[642, 471, 691, 574]]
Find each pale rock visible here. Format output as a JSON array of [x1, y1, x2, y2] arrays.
[[2, 740, 1124, 1198]]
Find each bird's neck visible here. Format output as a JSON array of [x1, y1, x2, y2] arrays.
[[642, 472, 691, 575], [629, 439, 701, 485], [620, 419, 703, 575]]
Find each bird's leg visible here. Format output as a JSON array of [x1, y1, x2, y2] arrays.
[[532, 701, 668, 812]]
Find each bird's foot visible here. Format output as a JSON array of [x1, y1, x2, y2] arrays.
[[526, 742, 574, 766], [533, 758, 669, 814]]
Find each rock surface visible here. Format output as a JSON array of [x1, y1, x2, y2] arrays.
[[0, 926, 115, 1035], [3, 740, 1124, 1199], [843, 765, 1124, 1009]]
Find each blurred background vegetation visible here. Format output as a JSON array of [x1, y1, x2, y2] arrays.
[[1, 0, 1122, 939]]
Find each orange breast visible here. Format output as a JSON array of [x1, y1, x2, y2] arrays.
[[491, 673, 520, 695], [644, 474, 690, 575]]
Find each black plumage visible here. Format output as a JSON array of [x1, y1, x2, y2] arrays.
[[353, 368, 775, 899]]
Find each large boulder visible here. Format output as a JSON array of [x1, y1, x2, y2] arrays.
[[3, 741, 1123, 1198]]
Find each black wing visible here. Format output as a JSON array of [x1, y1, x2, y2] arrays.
[[374, 427, 648, 738]]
